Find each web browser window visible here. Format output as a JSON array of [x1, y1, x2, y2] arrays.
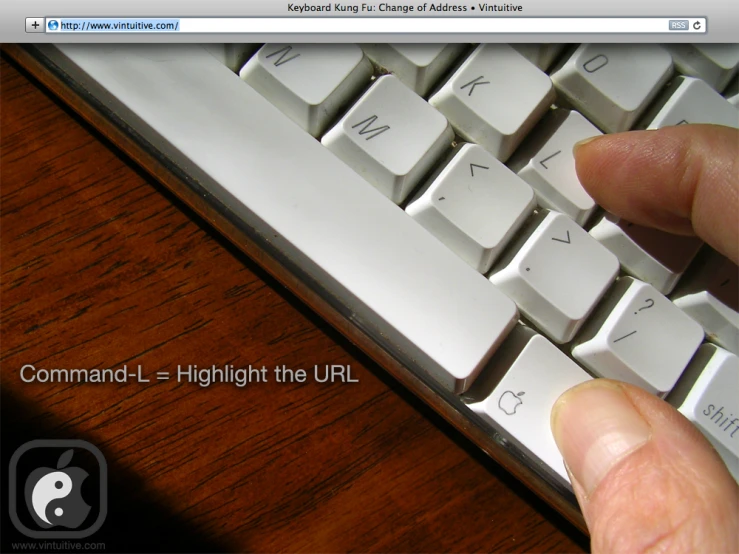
[[2, 0, 738, 552]]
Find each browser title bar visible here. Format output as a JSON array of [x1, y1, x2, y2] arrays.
[[5, 0, 737, 42]]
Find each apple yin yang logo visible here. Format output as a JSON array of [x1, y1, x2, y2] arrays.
[[498, 390, 525, 415], [24, 449, 91, 529]]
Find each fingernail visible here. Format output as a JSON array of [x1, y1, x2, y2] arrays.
[[551, 380, 651, 496], [572, 135, 601, 155]]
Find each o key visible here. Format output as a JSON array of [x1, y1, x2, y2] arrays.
[[551, 44, 673, 132], [583, 54, 609, 73]]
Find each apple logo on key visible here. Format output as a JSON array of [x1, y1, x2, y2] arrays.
[[24, 449, 91, 529], [498, 390, 525, 415]]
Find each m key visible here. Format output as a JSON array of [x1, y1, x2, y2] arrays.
[[323, 75, 453, 204]]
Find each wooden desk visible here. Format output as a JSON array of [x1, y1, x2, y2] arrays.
[[0, 55, 586, 553]]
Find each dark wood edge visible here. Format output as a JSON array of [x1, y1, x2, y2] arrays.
[[1, 43, 588, 535]]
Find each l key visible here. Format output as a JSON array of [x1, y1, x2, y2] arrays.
[[508, 109, 601, 225]]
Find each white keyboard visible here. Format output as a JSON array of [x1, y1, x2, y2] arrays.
[[35, 42, 739, 509]]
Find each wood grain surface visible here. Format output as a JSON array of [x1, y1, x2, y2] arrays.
[[0, 55, 587, 553]]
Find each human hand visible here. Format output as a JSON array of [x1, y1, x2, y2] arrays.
[[551, 124, 739, 553]]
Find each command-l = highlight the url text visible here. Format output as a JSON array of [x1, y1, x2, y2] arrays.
[[19, 364, 360, 386]]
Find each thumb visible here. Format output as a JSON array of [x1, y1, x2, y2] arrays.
[[551, 379, 739, 553]]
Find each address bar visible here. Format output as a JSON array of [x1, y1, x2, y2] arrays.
[[45, 17, 707, 33]]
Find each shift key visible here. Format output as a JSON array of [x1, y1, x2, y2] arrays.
[[668, 344, 739, 481]]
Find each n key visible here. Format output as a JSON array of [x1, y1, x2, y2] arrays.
[[240, 44, 373, 137]]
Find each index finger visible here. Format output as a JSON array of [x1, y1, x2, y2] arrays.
[[573, 124, 739, 265]]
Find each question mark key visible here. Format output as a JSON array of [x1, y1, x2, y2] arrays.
[[634, 297, 655, 315], [572, 277, 704, 397]]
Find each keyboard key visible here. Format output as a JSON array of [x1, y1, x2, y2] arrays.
[[551, 44, 673, 133], [572, 277, 704, 397], [664, 43, 739, 92], [589, 213, 703, 294], [668, 344, 739, 481], [322, 74, 453, 204], [508, 109, 601, 225], [361, 43, 465, 96], [406, 144, 536, 273], [52, 44, 519, 395], [429, 44, 555, 162], [726, 77, 739, 108], [202, 44, 258, 73], [512, 44, 565, 71], [240, 44, 373, 137], [673, 250, 739, 355], [647, 76, 739, 129], [464, 326, 592, 484], [490, 211, 619, 343]]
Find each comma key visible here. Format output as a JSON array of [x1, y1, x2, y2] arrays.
[[668, 344, 739, 482], [406, 144, 535, 273]]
